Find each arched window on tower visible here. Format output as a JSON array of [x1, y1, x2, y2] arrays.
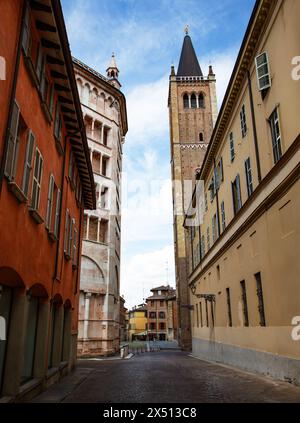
[[183, 94, 189, 109], [191, 94, 197, 109], [199, 93, 205, 108], [199, 132, 204, 142]]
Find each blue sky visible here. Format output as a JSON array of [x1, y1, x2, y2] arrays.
[[61, 0, 255, 308]]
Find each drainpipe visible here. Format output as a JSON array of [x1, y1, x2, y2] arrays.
[[247, 70, 262, 183], [0, 0, 28, 195]]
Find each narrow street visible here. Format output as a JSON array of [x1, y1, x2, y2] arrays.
[[31, 351, 300, 403]]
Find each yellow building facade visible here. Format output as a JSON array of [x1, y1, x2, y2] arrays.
[[186, 0, 300, 384], [128, 306, 148, 342]]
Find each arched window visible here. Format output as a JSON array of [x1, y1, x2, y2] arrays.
[[199, 132, 204, 142], [199, 93, 205, 108], [191, 94, 197, 109], [183, 94, 189, 109]]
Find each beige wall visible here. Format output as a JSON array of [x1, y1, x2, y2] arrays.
[[188, 0, 300, 383]]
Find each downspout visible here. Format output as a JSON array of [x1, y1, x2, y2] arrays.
[[75, 203, 83, 294], [53, 134, 68, 282], [0, 0, 28, 195], [247, 70, 262, 183]]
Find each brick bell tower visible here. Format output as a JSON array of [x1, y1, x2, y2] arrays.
[[168, 27, 217, 350]]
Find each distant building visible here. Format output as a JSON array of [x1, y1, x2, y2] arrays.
[[128, 305, 147, 342], [0, 0, 95, 400], [146, 286, 177, 341], [74, 54, 128, 357]]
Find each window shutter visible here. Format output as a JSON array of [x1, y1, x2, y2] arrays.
[[22, 6, 31, 54], [40, 56, 46, 98], [22, 130, 35, 196], [49, 85, 55, 116], [236, 174, 242, 210], [68, 218, 74, 256], [220, 157, 224, 182], [255, 52, 271, 91], [5, 101, 20, 179], [54, 189, 61, 238], [64, 210, 69, 253], [68, 150, 73, 180], [73, 228, 77, 264], [46, 175, 55, 229], [36, 44, 43, 82], [31, 150, 43, 210]]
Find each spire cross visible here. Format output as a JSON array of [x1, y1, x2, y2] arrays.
[[184, 25, 189, 35]]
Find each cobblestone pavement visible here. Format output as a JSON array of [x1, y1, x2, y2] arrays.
[[32, 351, 300, 403]]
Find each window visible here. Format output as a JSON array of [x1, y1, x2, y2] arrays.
[[209, 176, 216, 202], [64, 210, 70, 255], [199, 93, 205, 108], [200, 235, 205, 259], [240, 281, 249, 327], [22, 5, 31, 55], [31, 149, 43, 211], [68, 150, 74, 183], [226, 288, 232, 327], [159, 312, 165, 319], [92, 151, 101, 174], [21, 296, 39, 384], [102, 156, 109, 177], [101, 186, 109, 209], [245, 158, 253, 197], [240, 105, 247, 138], [160, 301, 164, 307], [191, 94, 197, 109], [199, 132, 204, 142], [54, 102, 62, 142], [54, 189, 61, 238], [150, 301, 154, 307], [68, 218, 75, 258], [196, 304, 199, 327], [212, 214, 218, 243], [255, 272, 266, 327], [205, 300, 209, 327], [255, 52, 271, 91], [229, 132, 235, 162], [232, 174, 242, 215], [199, 302, 203, 327], [215, 158, 223, 189], [99, 219, 108, 243], [45, 174, 55, 230], [269, 108, 282, 164], [4, 100, 20, 180], [207, 227, 210, 250], [72, 227, 77, 265], [183, 94, 189, 109], [205, 193, 208, 212], [149, 312, 156, 319], [150, 323, 156, 331], [103, 127, 109, 146], [89, 216, 98, 242], [22, 130, 35, 197], [159, 322, 165, 330], [36, 44, 43, 83], [220, 201, 226, 231]]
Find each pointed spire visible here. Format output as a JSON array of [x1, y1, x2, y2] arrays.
[[106, 52, 121, 89], [177, 32, 203, 77]]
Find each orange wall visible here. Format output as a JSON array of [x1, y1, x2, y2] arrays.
[[0, 1, 84, 332], [0, 0, 22, 158]]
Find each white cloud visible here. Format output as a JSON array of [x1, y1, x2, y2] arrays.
[[125, 74, 169, 145], [120, 245, 175, 309]]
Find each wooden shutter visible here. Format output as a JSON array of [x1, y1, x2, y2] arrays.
[[22, 6, 30, 54], [68, 218, 74, 256], [64, 210, 69, 253], [236, 174, 242, 210], [46, 175, 55, 229], [4, 101, 20, 179], [49, 85, 55, 115], [22, 130, 35, 196], [54, 189, 61, 238], [73, 227, 77, 264], [36, 44, 43, 82], [31, 150, 43, 210]]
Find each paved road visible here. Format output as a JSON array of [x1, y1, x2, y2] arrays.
[[32, 351, 300, 403]]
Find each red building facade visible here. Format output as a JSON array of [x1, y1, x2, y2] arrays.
[[0, 0, 95, 401]]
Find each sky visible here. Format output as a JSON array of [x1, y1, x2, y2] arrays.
[[61, 0, 256, 309]]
